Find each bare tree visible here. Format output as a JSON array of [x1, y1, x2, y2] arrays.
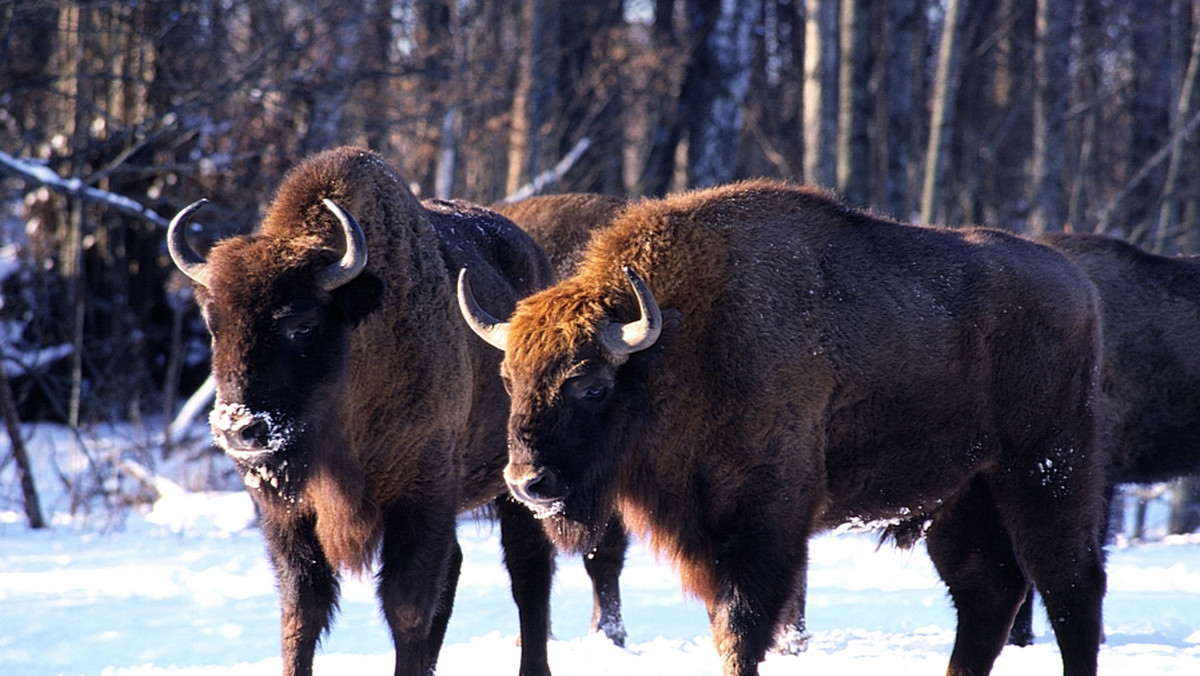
[[803, 0, 839, 188], [920, 0, 969, 225], [1029, 0, 1073, 234], [836, 0, 872, 207]]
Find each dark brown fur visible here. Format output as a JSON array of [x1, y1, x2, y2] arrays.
[[483, 180, 1108, 676], [1005, 232, 1200, 645], [492, 194, 626, 278], [184, 147, 558, 676], [490, 193, 631, 645]]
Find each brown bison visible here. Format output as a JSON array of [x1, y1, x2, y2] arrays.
[[1005, 232, 1200, 645], [458, 180, 1109, 676], [492, 194, 626, 278], [168, 146, 562, 676], [491, 193, 631, 644]]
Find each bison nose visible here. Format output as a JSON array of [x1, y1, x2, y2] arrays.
[[507, 466, 566, 510], [210, 404, 276, 457], [238, 419, 271, 448]]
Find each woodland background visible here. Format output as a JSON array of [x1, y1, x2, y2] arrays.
[[1, 0, 1198, 530]]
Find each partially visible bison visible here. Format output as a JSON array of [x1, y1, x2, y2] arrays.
[[168, 146, 562, 676], [459, 180, 1108, 676], [492, 194, 625, 278], [491, 193, 632, 644], [1004, 232, 1200, 645]]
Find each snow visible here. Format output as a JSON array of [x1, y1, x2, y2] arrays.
[[2, 427, 1199, 676]]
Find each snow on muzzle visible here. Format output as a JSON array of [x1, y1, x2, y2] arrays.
[[209, 402, 301, 461]]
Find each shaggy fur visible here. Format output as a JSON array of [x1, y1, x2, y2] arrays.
[[182, 147, 558, 676], [491, 193, 631, 645], [1004, 232, 1200, 645], [492, 193, 626, 278], [482, 180, 1109, 676]]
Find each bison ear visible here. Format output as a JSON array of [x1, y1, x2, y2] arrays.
[[333, 270, 384, 327]]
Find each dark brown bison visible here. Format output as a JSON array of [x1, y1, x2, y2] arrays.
[[1004, 232, 1200, 646], [490, 193, 631, 644], [458, 179, 1109, 676], [168, 146, 562, 676], [491, 194, 626, 278]]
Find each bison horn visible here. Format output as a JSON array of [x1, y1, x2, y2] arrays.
[[601, 267, 662, 357], [316, 198, 369, 291], [457, 268, 510, 351], [167, 199, 212, 288]]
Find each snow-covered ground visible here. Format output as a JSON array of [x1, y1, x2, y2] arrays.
[[1, 424, 1199, 676]]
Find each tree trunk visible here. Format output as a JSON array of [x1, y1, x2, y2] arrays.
[[919, 0, 968, 225], [1155, 1, 1200, 253], [836, 0, 872, 207], [881, 0, 920, 219], [683, 0, 760, 189], [1028, 0, 1073, 235], [0, 356, 46, 529], [1169, 477, 1200, 535], [803, 0, 838, 188]]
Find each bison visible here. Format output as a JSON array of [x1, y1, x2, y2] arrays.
[[491, 193, 626, 278], [167, 146, 564, 676], [1004, 232, 1200, 645], [491, 193, 631, 644], [458, 179, 1109, 676]]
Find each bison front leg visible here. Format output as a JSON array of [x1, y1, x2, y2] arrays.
[[496, 496, 555, 676], [583, 516, 629, 646], [377, 504, 462, 676], [693, 526, 806, 676], [260, 510, 341, 676]]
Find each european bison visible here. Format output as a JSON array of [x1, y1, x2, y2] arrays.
[[1005, 232, 1200, 645], [492, 194, 626, 278], [458, 180, 1108, 676], [491, 193, 632, 644], [168, 146, 561, 676]]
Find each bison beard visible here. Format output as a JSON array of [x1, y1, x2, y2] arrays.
[[463, 179, 1108, 676]]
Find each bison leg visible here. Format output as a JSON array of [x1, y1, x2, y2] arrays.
[[925, 480, 1030, 676], [496, 496, 555, 676], [1007, 588, 1036, 646], [260, 511, 340, 676], [772, 558, 811, 655], [583, 516, 629, 646], [698, 523, 806, 676], [377, 504, 461, 676], [995, 489, 1105, 676]]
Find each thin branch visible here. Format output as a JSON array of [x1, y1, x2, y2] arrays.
[[498, 137, 592, 204], [1097, 107, 1200, 234], [0, 149, 169, 228]]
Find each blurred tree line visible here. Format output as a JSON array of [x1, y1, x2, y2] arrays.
[[0, 0, 1199, 529]]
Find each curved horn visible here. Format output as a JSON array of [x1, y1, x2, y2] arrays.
[[167, 199, 211, 287], [601, 267, 662, 357], [316, 198, 369, 291], [456, 268, 510, 351]]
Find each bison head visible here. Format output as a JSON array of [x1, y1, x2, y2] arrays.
[[459, 266, 676, 534], [169, 199, 383, 496]]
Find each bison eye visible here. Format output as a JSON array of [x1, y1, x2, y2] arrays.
[[288, 324, 314, 340], [564, 370, 613, 407]]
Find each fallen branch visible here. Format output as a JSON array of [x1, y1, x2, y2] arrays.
[[499, 137, 592, 204]]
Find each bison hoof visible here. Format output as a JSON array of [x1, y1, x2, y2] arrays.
[[772, 626, 811, 655]]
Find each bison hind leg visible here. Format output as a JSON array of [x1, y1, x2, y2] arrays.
[[925, 480, 1031, 676]]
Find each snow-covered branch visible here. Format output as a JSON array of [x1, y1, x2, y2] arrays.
[[499, 137, 592, 205], [0, 149, 170, 228]]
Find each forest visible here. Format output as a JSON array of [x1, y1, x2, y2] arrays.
[[0, 0, 1198, 529]]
